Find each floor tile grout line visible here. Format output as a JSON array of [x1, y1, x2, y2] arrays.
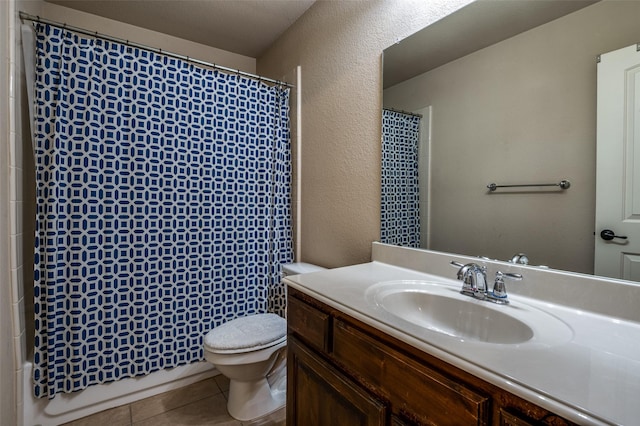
[[131, 393, 236, 426], [129, 376, 228, 426], [64, 377, 244, 426], [129, 377, 227, 423], [132, 393, 218, 423]]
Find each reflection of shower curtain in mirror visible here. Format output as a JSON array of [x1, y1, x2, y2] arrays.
[[381, 109, 421, 247], [31, 23, 293, 398]]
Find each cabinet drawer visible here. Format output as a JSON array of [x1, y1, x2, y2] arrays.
[[499, 409, 536, 426], [499, 407, 574, 426], [288, 295, 331, 352], [333, 320, 489, 425]]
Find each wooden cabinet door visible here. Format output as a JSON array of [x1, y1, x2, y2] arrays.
[[287, 337, 387, 426]]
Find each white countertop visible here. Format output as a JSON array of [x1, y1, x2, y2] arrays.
[[285, 259, 640, 426]]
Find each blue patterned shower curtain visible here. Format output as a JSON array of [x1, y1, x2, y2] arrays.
[[32, 23, 293, 398], [381, 109, 421, 247]]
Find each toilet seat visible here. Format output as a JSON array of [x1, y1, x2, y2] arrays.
[[204, 313, 286, 354]]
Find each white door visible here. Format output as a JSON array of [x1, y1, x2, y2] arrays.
[[595, 44, 640, 280]]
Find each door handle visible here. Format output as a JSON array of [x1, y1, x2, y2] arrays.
[[600, 229, 628, 241]]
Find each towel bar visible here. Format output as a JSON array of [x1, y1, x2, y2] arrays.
[[487, 180, 571, 192]]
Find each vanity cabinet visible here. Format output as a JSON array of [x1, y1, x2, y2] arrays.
[[287, 287, 577, 426]]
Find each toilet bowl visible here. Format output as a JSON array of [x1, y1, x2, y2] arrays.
[[203, 262, 326, 421], [203, 313, 287, 421]]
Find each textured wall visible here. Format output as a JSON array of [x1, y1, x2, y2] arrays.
[[258, 0, 471, 268]]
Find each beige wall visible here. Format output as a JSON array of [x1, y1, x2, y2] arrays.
[[383, 1, 640, 274], [258, 0, 472, 268]]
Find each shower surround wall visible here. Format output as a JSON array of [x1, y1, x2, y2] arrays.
[[2, 0, 19, 423]]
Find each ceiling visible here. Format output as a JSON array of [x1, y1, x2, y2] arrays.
[[383, 0, 598, 88], [45, 0, 317, 58]]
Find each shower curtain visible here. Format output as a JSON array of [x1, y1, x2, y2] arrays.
[[31, 23, 293, 398], [381, 109, 421, 247]]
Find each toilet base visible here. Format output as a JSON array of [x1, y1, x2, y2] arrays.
[[227, 376, 286, 421]]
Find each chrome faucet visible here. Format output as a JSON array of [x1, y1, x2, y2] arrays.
[[450, 261, 522, 304], [450, 261, 487, 298]]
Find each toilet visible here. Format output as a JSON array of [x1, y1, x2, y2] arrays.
[[203, 262, 326, 421]]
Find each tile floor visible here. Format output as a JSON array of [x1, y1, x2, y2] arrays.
[[61, 375, 286, 426]]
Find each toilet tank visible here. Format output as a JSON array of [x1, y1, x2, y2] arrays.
[[281, 262, 326, 277]]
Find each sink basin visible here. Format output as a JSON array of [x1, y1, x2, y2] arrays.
[[365, 280, 573, 345]]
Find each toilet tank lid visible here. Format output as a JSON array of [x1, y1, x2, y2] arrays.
[[282, 262, 326, 276]]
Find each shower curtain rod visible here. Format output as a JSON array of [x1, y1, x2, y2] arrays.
[[19, 11, 294, 89], [383, 107, 423, 118]]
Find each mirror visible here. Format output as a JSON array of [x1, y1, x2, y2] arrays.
[[382, 0, 640, 277]]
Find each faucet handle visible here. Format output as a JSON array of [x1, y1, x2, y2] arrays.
[[450, 261, 470, 281], [490, 271, 523, 304], [509, 253, 529, 265]]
